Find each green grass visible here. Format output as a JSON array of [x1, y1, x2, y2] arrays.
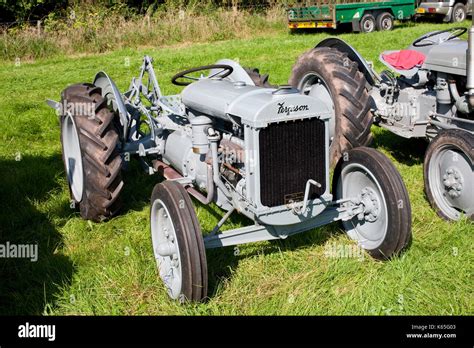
[[0, 21, 472, 315]]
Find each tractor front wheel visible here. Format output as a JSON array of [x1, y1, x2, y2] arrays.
[[333, 147, 412, 260], [150, 181, 208, 302]]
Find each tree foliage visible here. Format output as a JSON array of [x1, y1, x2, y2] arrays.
[[0, 0, 278, 23]]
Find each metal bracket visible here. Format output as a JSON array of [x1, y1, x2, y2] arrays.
[[210, 208, 235, 236]]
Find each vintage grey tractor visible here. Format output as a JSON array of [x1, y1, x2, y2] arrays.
[[290, 26, 474, 221], [49, 55, 412, 302]]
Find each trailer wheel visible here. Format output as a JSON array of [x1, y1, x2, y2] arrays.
[[376, 12, 394, 31], [360, 13, 376, 33], [333, 147, 412, 260], [424, 130, 473, 221], [451, 3, 466, 23], [289, 47, 373, 166], [60, 83, 124, 222], [150, 181, 208, 302]]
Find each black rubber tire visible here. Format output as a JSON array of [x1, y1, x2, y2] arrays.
[[289, 47, 373, 166], [150, 181, 207, 302], [450, 3, 467, 23], [244, 67, 275, 88], [360, 13, 376, 33], [424, 129, 473, 221], [332, 147, 412, 260], [376, 12, 394, 31], [60, 83, 124, 222]]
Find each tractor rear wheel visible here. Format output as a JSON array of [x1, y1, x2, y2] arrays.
[[244, 67, 275, 88], [60, 83, 124, 222], [289, 47, 373, 166], [424, 129, 473, 221]]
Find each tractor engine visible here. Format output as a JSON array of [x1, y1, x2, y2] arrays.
[[158, 79, 333, 225], [372, 70, 474, 137], [371, 71, 438, 132]]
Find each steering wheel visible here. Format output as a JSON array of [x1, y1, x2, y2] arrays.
[[412, 27, 467, 47], [171, 64, 234, 86]]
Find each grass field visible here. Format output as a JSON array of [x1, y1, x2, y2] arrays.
[[0, 21, 472, 315]]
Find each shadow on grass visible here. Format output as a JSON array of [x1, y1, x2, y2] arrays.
[[204, 211, 341, 297], [372, 127, 428, 166], [120, 160, 160, 215], [0, 154, 74, 315]]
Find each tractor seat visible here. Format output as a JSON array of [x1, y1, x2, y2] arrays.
[[379, 50, 426, 78]]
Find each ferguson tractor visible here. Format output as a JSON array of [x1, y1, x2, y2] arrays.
[[290, 26, 474, 221], [49, 55, 412, 302]]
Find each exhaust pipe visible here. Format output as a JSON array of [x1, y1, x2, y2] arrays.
[[467, 10, 474, 108]]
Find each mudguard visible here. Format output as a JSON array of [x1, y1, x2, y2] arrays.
[[316, 37, 380, 86], [213, 59, 256, 86], [93, 71, 130, 140]]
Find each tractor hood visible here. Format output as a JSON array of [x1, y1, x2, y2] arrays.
[[409, 38, 468, 76], [181, 79, 332, 128]]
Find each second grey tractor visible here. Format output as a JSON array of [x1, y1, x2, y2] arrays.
[[291, 26, 474, 221]]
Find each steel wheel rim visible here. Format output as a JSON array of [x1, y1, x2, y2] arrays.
[[299, 72, 336, 143], [454, 8, 465, 22], [363, 19, 375, 32], [340, 163, 389, 250], [381, 17, 392, 30], [151, 199, 183, 300], [428, 144, 473, 220], [62, 114, 84, 202]]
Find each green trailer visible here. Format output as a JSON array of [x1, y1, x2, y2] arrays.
[[287, 0, 417, 33]]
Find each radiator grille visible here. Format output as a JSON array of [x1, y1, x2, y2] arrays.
[[259, 118, 326, 208]]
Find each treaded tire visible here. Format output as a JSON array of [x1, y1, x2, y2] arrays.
[[243, 67, 276, 88], [289, 47, 373, 166], [376, 12, 394, 31], [150, 181, 208, 302], [60, 83, 124, 222], [333, 147, 412, 260], [451, 3, 467, 23], [424, 129, 473, 221], [360, 13, 376, 33]]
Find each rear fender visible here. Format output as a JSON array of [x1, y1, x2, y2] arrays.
[[351, 9, 366, 31], [352, 8, 366, 21], [214, 59, 256, 86], [93, 71, 130, 141], [315, 37, 380, 87]]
